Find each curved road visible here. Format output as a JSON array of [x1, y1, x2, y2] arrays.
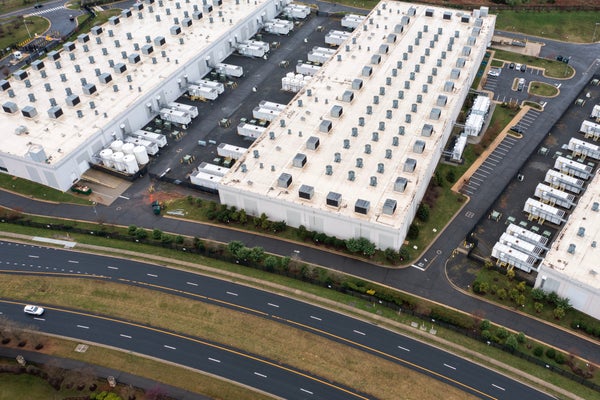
[[0, 240, 558, 399]]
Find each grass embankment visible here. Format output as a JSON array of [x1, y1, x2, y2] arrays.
[[0, 373, 83, 400], [0, 276, 475, 400], [492, 48, 574, 78], [0, 16, 49, 54], [496, 10, 600, 43], [529, 81, 559, 97], [0, 174, 91, 205]]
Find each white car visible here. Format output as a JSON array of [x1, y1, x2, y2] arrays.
[[487, 68, 501, 77], [23, 305, 44, 315]]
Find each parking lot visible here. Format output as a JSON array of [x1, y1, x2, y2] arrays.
[[470, 75, 600, 262]]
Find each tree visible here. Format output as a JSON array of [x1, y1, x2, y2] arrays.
[[152, 229, 162, 240], [517, 332, 526, 344], [407, 223, 419, 240], [480, 319, 491, 331], [533, 346, 544, 357], [175, 235, 184, 244], [445, 169, 456, 183], [384, 248, 400, 264], [531, 288, 546, 301], [505, 334, 518, 352], [546, 347, 556, 359], [160, 234, 173, 245], [236, 247, 252, 262], [416, 203, 430, 222], [496, 327, 509, 340], [238, 209, 248, 224], [534, 302, 543, 313], [128, 225, 137, 235], [248, 246, 265, 263], [135, 228, 148, 240], [264, 256, 278, 272], [553, 306, 565, 320]]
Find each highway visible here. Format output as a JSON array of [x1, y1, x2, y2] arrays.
[[0, 240, 555, 400]]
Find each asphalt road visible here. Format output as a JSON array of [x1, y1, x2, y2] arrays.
[[0, 240, 560, 400]]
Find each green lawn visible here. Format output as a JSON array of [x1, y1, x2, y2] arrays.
[[529, 81, 559, 97], [0, 174, 91, 205], [0, 16, 49, 55], [0, 373, 82, 400], [492, 48, 574, 78], [496, 10, 600, 43]]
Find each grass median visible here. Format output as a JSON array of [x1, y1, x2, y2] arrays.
[[0, 275, 476, 400]]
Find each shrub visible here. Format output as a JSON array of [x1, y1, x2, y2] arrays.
[[547, 291, 559, 306], [534, 302, 543, 313], [496, 327, 509, 340], [445, 169, 456, 183], [416, 203, 430, 222], [554, 352, 566, 364], [505, 335, 518, 352], [531, 288, 546, 301], [481, 329, 492, 341], [533, 346, 544, 357], [127, 225, 137, 235], [553, 306, 565, 320], [517, 332, 526, 344], [480, 319, 491, 331], [497, 288, 507, 300], [407, 223, 419, 240], [152, 229, 162, 240], [546, 348, 556, 359], [134, 228, 147, 240]]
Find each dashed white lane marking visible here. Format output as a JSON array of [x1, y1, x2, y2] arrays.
[[398, 346, 410, 352], [186, 282, 198, 286], [254, 372, 267, 378], [208, 358, 221, 363], [353, 329, 366, 336], [444, 363, 456, 370], [76, 325, 89, 329], [68, 260, 79, 264], [120, 334, 132, 339], [164, 345, 176, 350], [267, 303, 279, 308], [226, 291, 238, 296], [310, 316, 322, 321], [28, 255, 39, 258], [492, 384, 505, 391], [300, 388, 314, 395], [107, 266, 118, 270], [147, 273, 158, 277]]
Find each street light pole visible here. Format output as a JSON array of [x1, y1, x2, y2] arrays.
[[593, 22, 600, 43]]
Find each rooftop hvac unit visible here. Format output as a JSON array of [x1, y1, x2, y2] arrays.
[[326, 191, 342, 207], [298, 184, 314, 200], [355, 199, 370, 215], [277, 173, 292, 188], [567, 244, 576, 254], [306, 136, 320, 150], [292, 153, 307, 168], [382, 199, 397, 215]]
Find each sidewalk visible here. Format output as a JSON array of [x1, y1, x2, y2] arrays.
[[0, 347, 210, 400]]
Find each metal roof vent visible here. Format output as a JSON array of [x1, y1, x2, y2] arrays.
[[372, 131, 379, 141], [348, 170, 355, 181], [567, 244, 576, 254], [306, 136, 320, 150], [325, 165, 333, 175], [359, 117, 365, 126], [356, 157, 363, 168], [398, 90, 404, 99], [370, 176, 377, 186], [293, 153, 307, 168], [351, 127, 358, 137], [364, 144, 371, 154], [392, 137, 399, 147], [577, 227, 585, 237], [334, 152, 341, 163], [343, 139, 350, 149], [592, 202, 599, 211], [377, 163, 384, 173], [404, 158, 417, 172]]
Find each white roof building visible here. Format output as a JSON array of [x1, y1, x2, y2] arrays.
[[535, 171, 600, 320], [0, 0, 286, 190], [219, 1, 496, 250]]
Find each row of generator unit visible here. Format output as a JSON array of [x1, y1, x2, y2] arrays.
[[591, 104, 600, 122], [124, 135, 160, 156], [215, 62, 244, 78], [168, 102, 199, 119], [237, 40, 270, 58], [491, 223, 550, 273], [325, 30, 351, 47], [263, 19, 294, 35], [580, 120, 600, 141], [187, 79, 225, 101], [296, 61, 321, 76], [190, 162, 225, 191], [307, 46, 336, 64], [282, 3, 311, 20], [341, 14, 366, 30], [160, 108, 192, 126], [252, 100, 286, 121]]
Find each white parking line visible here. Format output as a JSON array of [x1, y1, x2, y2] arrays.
[[411, 264, 425, 271], [164, 345, 176, 350], [492, 384, 506, 391], [77, 325, 89, 329], [208, 357, 221, 363], [34, 317, 45, 321], [353, 329, 366, 336], [120, 334, 132, 339], [398, 345, 410, 352], [444, 363, 456, 370], [254, 372, 267, 378], [310, 316, 322, 321], [300, 388, 314, 395], [226, 291, 238, 296], [147, 273, 158, 277], [186, 282, 198, 286]]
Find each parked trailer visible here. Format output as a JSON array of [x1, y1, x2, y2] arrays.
[[253, 106, 280, 122], [133, 130, 168, 148], [193, 79, 224, 94], [196, 162, 227, 177], [282, 4, 310, 19], [259, 100, 286, 112], [534, 183, 576, 209], [568, 137, 600, 160], [325, 30, 351, 46], [124, 136, 159, 156], [580, 120, 600, 140], [523, 198, 566, 225], [215, 62, 243, 77], [190, 170, 222, 190], [506, 223, 549, 248], [217, 143, 247, 159], [296, 62, 321, 76], [341, 14, 365, 30], [188, 84, 219, 101], [492, 242, 538, 273], [308, 47, 336, 63], [554, 156, 593, 179], [544, 169, 584, 194], [237, 122, 266, 139], [168, 102, 198, 119], [499, 233, 544, 260], [159, 108, 192, 125]]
